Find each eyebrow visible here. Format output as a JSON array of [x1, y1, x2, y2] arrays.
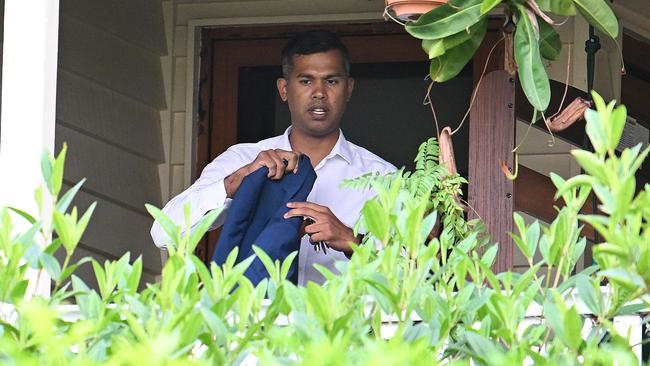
[[296, 73, 345, 79]]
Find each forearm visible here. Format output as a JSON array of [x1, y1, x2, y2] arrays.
[[224, 165, 251, 198]]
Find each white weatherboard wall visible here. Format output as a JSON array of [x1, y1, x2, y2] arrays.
[[54, 0, 168, 286]]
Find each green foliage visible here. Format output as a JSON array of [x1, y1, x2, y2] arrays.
[[0, 93, 648, 364], [397, 0, 619, 112], [514, 4, 551, 111]]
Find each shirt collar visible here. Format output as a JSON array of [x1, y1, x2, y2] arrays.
[[282, 126, 353, 165]]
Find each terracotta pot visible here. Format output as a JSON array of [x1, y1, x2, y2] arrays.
[[385, 0, 448, 21]]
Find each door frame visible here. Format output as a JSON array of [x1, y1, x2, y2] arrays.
[[183, 13, 385, 188], [193, 21, 430, 262], [188, 16, 562, 272]]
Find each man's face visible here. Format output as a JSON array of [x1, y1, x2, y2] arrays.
[[277, 50, 355, 138]]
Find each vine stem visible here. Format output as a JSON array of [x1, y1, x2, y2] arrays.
[[450, 36, 506, 136]]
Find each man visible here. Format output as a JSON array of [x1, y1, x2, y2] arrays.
[[151, 31, 396, 285]]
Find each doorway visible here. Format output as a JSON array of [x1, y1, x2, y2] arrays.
[[195, 23, 476, 263]]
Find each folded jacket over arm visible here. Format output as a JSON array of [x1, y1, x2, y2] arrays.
[[211, 155, 317, 285]]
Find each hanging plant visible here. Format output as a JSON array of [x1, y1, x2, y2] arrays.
[[399, 0, 619, 112]]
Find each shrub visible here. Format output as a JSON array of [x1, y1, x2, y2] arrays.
[[0, 92, 647, 365]]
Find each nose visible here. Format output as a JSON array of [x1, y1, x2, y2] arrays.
[[311, 81, 326, 100]]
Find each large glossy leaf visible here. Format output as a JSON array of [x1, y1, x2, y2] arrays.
[[538, 20, 561, 60], [406, 0, 484, 40], [480, 0, 502, 14], [573, 0, 618, 38], [514, 6, 550, 111], [430, 19, 487, 82], [536, 0, 576, 16], [422, 20, 485, 59]]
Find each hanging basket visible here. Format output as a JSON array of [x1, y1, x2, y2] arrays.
[[385, 0, 448, 21]]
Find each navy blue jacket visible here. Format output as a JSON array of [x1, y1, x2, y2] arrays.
[[211, 156, 316, 285]]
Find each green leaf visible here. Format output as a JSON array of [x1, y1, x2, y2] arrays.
[[536, 0, 576, 16], [571, 150, 606, 181], [553, 174, 596, 200], [464, 331, 501, 357], [608, 104, 627, 151], [70, 202, 97, 254], [306, 282, 332, 324], [59, 257, 92, 284], [92, 260, 108, 299], [480, 244, 498, 267], [40, 252, 61, 280], [188, 206, 223, 252], [599, 269, 645, 290], [422, 39, 446, 59], [538, 20, 562, 60], [421, 23, 478, 59], [56, 179, 86, 213], [618, 303, 649, 315], [584, 108, 608, 155], [252, 245, 277, 282], [7, 207, 36, 224], [480, 0, 502, 14], [514, 6, 551, 111], [576, 275, 601, 316], [573, 0, 619, 38], [50, 143, 67, 196], [145, 204, 181, 248], [280, 251, 298, 280], [564, 305, 583, 350], [362, 199, 389, 243], [127, 257, 143, 292], [405, 0, 484, 40], [430, 19, 487, 82], [10, 280, 29, 303], [40, 150, 53, 193]]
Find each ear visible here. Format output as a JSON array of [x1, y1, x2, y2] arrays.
[[346, 77, 355, 102], [277, 78, 288, 102]]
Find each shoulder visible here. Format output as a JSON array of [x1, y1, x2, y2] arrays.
[[200, 134, 286, 176], [346, 141, 397, 174], [225, 134, 285, 157]]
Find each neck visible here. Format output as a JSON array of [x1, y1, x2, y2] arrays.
[[289, 128, 340, 167]]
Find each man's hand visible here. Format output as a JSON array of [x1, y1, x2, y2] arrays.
[[284, 202, 359, 254], [225, 149, 300, 198]]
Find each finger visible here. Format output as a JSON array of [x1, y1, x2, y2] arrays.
[[304, 222, 327, 235], [257, 159, 278, 179], [308, 231, 329, 243], [284, 208, 323, 220], [265, 150, 287, 180], [276, 150, 301, 174], [286, 201, 330, 213]]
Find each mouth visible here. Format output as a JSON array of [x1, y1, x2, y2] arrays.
[[307, 105, 329, 120]]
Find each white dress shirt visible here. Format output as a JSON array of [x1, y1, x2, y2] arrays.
[[151, 127, 396, 285]]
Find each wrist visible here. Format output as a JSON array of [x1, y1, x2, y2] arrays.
[[343, 232, 364, 259], [224, 167, 248, 198]]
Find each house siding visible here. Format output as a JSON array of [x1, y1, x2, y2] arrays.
[[54, 0, 168, 282]]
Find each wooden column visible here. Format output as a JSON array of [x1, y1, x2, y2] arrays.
[[468, 70, 516, 273], [0, 0, 61, 297]]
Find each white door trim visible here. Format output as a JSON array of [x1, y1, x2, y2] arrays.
[[182, 13, 383, 187]]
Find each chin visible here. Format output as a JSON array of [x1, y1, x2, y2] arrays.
[[297, 120, 338, 137], [309, 125, 338, 137]]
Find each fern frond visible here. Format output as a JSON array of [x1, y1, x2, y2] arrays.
[[341, 171, 401, 192]]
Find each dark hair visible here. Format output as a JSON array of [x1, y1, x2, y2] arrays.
[[281, 30, 351, 77]]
